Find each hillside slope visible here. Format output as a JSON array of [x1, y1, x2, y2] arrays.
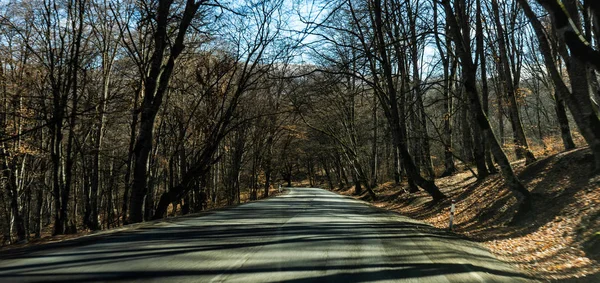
[[339, 147, 600, 281]]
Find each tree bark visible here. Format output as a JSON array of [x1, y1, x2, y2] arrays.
[[129, 0, 203, 223], [434, 2, 457, 177], [1, 150, 26, 242], [370, 94, 378, 187], [362, 0, 446, 201], [554, 94, 576, 150], [491, 0, 536, 165], [443, 0, 532, 219], [476, 0, 497, 174], [521, 0, 600, 171]]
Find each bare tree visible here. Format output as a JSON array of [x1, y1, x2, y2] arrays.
[[441, 0, 532, 219], [128, 0, 207, 224]]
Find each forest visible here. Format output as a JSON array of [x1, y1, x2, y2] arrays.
[[0, 0, 599, 253]]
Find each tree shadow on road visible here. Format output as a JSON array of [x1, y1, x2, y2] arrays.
[[0, 189, 533, 282]]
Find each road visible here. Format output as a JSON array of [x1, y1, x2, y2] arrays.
[[0, 187, 533, 282]]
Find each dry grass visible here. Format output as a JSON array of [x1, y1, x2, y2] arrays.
[[339, 147, 600, 281]]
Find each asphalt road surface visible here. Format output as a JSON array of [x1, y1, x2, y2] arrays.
[[0, 187, 534, 282]]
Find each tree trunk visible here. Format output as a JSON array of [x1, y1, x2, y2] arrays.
[[491, 0, 536, 165], [3, 160, 26, 242], [322, 158, 335, 190], [434, 1, 457, 177], [87, 52, 111, 231], [0, 107, 26, 241], [554, 94, 576, 150], [370, 94, 378, 187], [461, 88, 474, 164], [521, 0, 600, 171], [477, 0, 498, 174], [441, 57, 457, 177], [370, 0, 446, 201], [443, 0, 532, 219], [129, 110, 155, 223], [264, 167, 271, 198], [471, 0, 489, 179], [263, 136, 274, 198], [352, 170, 362, 195], [393, 144, 401, 184], [35, 187, 43, 239], [50, 87, 65, 235], [337, 154, 350, 187], [335, 155, 346, 189], [121, 85, 142, 225], [129, 0, 203, 224]]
